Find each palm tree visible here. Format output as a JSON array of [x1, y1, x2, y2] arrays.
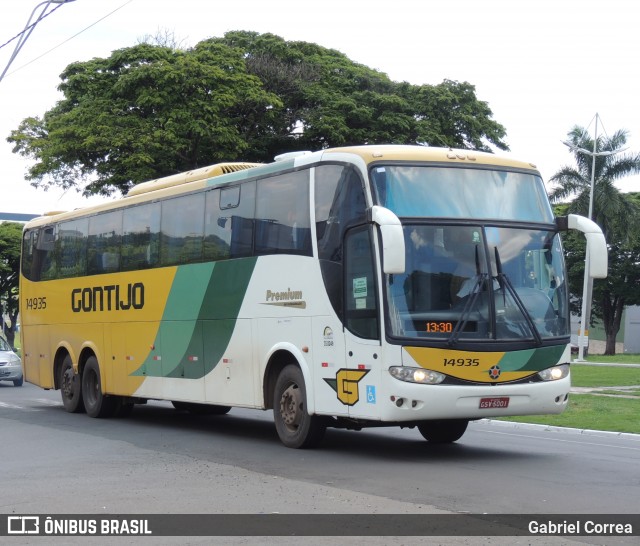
[[549, 125, 640, 240], [549, 124, 640, 355]]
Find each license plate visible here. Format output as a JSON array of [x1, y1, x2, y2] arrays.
[[479, 397, 510, 409]]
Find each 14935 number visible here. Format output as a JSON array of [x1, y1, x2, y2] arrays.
[[25, 297, 47, 310], [443, 358, 479, 367]]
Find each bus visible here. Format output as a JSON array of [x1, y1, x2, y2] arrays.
[[19, 145, 607, 448]]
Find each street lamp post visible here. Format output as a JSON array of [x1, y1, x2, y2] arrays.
[[563, 113, 619, 361], [0, 0, 76, 84]]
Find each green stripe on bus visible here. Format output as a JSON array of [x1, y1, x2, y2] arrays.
[[133, 258, 257, 378], [497, 345, 566, 371]]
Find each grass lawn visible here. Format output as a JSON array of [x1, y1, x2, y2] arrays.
[[497, 395, 640, 434], [497, 363, 640, 434], [570, 364, 640, 387], [583, 353, 640, 364]]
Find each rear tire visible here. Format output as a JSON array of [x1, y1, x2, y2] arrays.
[[417, 419, 469, 443], [81, 356, 117, 418], [60, 355, 85, 413], [273, 364, 325, 449]]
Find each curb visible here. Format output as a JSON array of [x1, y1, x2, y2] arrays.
[[476, 418, 640, 441]]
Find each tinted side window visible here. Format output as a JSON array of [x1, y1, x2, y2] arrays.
[[314, 165, 367, 318], [344, 226, 379, 339], [21, 229, 37, 281], [160, 193, 205, 266], [122, 203, 160, 271], [57, 219, 89, 278], [37, 226, 57, 281], [227, 182, 255, 259], [255, 170, 311, 256], [315, 165, 367, 262], [88, 211, 122, 275], [204, 189, 230, 261]]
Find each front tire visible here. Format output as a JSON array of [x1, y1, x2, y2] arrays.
[[81, 356, 117, 418], [417, 419, 469, 444], [13, 377, 23, 387], [273, 364, 325, 449], [60, 355, 85, 413]]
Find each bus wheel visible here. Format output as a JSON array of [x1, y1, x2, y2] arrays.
[[60, 354, 85, 413], [171, 401, 231, 415], [81, 356, 117, 418], [417, 419, 469, 444], [273, 365, 325, 449]]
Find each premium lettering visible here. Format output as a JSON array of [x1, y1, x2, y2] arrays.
[[265, 288, 303, 302], [71, 283, 144, 312]]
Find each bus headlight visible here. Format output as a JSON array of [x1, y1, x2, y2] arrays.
[[389, 367, 446, 385], [537, 364, 569, 382]]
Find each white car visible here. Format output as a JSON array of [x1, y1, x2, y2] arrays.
[[0, 337, 23, 387]]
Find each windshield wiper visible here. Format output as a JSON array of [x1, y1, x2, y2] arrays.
[[494, 247, 543, 346], [447, 272, 487, 347], [447, 245, 485, 347]]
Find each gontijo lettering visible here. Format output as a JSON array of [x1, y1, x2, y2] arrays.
[[71, 283, 145, 312]]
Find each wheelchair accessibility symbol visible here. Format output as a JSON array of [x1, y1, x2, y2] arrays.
[[366, 385, 376, 404]]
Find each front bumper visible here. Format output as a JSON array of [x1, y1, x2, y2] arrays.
[[371, 374, 571, 422], [0, 362, 23, 382]]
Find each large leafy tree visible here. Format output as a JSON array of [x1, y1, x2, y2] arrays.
[[0, 222, 23, 348], [8, 31, 507, 197], [549, 127, 640, 354]]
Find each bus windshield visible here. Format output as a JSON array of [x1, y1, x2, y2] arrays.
[[371, 165, 554, 222], [385, 223, 569, 343]]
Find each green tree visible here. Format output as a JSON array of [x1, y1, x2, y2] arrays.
[[549, 127, 640, 354], [8, 31, 508, 198], [0, 222, 23, 348]]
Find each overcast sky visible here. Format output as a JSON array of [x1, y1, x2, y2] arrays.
[[1, 0, 639, 215]]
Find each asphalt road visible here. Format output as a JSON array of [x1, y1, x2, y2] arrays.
[[1, 382, 638, 545]]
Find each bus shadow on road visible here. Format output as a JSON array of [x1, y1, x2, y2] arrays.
[[121, 403, 547, 463]]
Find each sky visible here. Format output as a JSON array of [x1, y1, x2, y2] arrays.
[[1, 0, 639, 216]]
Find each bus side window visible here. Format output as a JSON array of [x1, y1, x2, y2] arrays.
[[224, 181, 255, 259], [57, 219, 89, 279], [37, 226, 57, 281], [344, 226, 379, 340], [316, 166, 366, 262], [88, 211, 122, 275], [160, 193, 205, 266], [22, 227, 53, 282], [315, 165, 367, 318], [204, 189, 231, 261], [122, 202, 160, 271], [255, 170, 311, 256]]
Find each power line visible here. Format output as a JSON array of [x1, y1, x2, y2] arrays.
[[5, 0, 135, 77], [0, 0, 77, 83], [0, 1, 68, 53]]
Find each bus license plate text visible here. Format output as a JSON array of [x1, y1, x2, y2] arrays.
[[479, 397, 510, 409]]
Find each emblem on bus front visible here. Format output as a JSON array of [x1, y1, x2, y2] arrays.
[[324, 369, 370, 406]]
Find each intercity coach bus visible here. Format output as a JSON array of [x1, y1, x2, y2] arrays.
[[19, 145, 607, 448]]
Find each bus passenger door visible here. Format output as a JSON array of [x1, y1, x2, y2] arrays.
[[343, 226, 382, 419]]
